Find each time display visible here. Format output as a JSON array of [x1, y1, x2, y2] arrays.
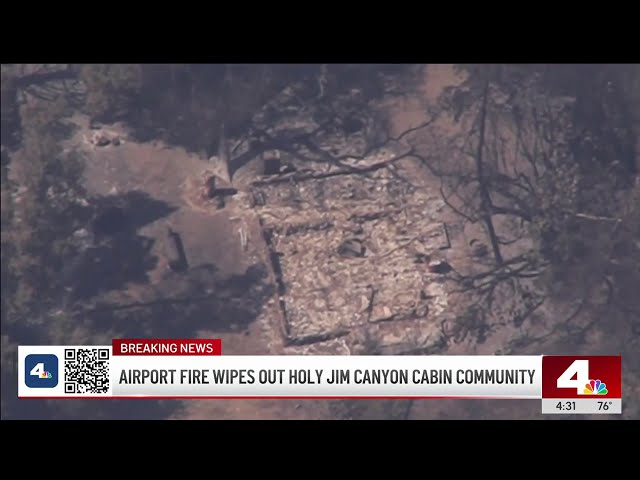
[[556, 401, 576, 411], [542, 398, 621, 415]]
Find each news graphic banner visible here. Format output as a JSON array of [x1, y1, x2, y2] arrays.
[[540, 355, 622, 414], [17, 340, 622, 414]]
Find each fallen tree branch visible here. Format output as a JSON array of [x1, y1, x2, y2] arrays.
[[571, 212, 623, 223], [251, 149, 415, 186], [377, 236, 419, 258]]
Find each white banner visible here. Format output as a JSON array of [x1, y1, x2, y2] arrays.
[[18, 346, 543, 398]]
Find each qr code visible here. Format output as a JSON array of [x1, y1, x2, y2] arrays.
[[64, 348, 110, 394]]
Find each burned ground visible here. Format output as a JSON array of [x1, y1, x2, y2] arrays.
[[5, 64, 638, 420], [35, 73, 465, 419]]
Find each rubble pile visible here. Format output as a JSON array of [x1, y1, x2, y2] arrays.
[[250, 164, 453, 352]]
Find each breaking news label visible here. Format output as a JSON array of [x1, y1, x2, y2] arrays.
[[17, 340, 622, 414]]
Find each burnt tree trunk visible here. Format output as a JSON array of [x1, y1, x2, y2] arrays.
[[216, 122, 232, 184], [475, 80, 503, 265]]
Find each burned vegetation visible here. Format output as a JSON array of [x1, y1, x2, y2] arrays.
[[2, 64, 639, 420]]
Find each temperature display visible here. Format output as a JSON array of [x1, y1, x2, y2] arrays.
[[541, 398, 622, 414]]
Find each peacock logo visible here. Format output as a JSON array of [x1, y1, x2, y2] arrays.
[[584, 379, 608, 395]]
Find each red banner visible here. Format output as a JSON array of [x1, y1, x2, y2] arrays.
[[112, 339, 222, 356], [542, 356, 621, 399]]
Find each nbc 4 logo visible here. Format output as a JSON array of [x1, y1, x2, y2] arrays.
[[557, 360, 608, 395], [24, 354, 58, 388]]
